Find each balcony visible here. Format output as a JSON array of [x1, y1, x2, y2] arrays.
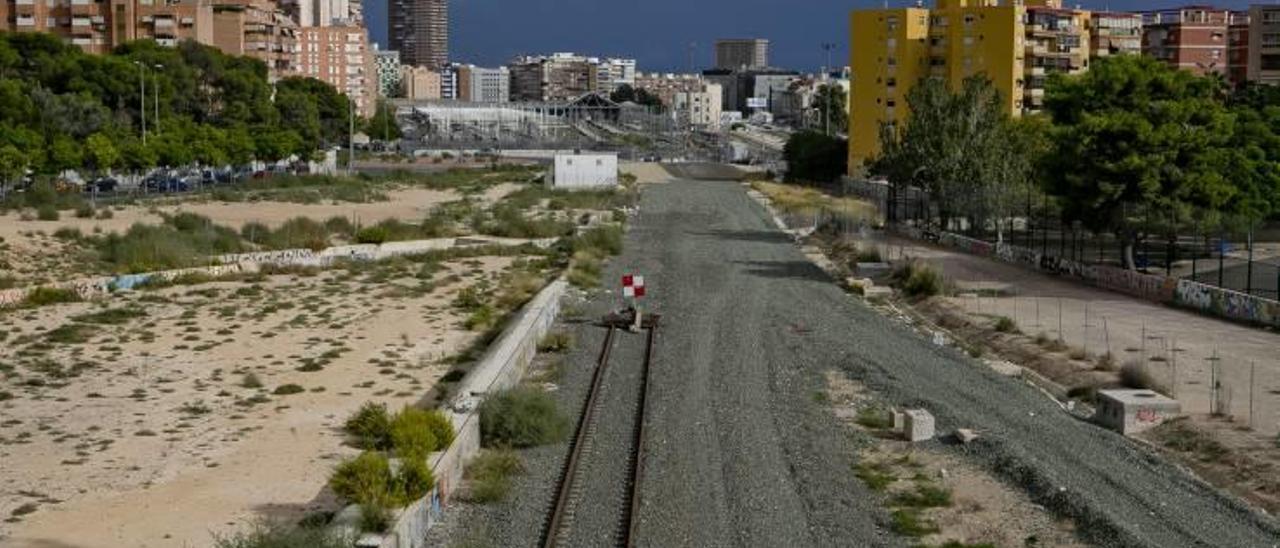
[[16, 16, 36, 26], [15, 0, 34, 6]]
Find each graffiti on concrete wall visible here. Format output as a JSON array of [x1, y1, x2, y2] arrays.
[[1176, 279, 1280, 327], [219, 249, 317, 266]]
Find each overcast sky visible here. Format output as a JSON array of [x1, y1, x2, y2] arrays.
[[364, 0, 1257, 72]]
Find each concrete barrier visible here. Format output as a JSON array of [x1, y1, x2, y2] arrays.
[[376, 279, 568, 548]]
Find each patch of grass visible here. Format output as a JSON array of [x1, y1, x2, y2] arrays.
[[45, 323, 98, 344], [36, 205, 59, 221], [179, 400, 212, 416], [212, 519, 352, 548], [1151, 418, 1228, 462], [890, 483, 953, 508], [24, 287, 81, 307], [465, 449, 524, 503], [390, 406, 454, 458], [273, 384, 305, 396], [479, 386, 569, 448], [855, 407, 893, 430], [890, 508, 939, 537], [11, 502, 38, 517], [537, 330, 573, 353], [72, 307, 146, 325], [329, 451, 394, 505], [854, 461, 895, 491]]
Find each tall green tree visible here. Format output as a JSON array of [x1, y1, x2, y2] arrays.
[[365, 100, 402, 141], [84, 132, 120, 175], [784, 131, 848, 185], [1043, 55, 1243, 269], [812, 84, 848, 135]]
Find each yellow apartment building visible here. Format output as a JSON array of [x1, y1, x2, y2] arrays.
[[849, 0, 1088, 170]]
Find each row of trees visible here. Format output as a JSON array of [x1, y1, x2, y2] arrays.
[[871, 55, 1280, 269], [0, 33, 391, 185]]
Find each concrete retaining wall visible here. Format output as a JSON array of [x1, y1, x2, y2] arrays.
[[376, 279, 568, 548], [916, 230, 1280, 329]]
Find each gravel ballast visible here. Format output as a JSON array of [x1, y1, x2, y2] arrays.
[[427, 177, 1280, 548]]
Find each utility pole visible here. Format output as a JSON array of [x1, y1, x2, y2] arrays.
[[134, 61, 147, 145]]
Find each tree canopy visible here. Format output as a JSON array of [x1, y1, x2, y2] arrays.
[[610, 84, 664, 110], [0, 32, 367, 182]]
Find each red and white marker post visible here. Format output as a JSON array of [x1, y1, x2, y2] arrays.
[[622, 274, 646, 331]]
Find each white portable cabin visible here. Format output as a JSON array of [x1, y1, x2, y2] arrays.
[[552, 152, 618, 190]]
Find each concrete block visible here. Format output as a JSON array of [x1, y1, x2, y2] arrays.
[[1095, 389, 1182, 436], [904, 409, 935, 442], [891, 409, 906, 432], [954, 428, 979, 444]]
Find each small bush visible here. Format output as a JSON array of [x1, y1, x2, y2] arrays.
[[895, 261, 942, 298], [72, 307, 146, 325], [1120, 360, 1168, 394], [213, 519, 352, 548], [46, 323, 98, 344], [345, 402, 394, 450], [465, 449, 524, 503], [0, 391, 13, 401], [567, 251, 603, 289], [356, 226, 390, 245], [24, 287, 81, 307], [479, 386, 569, 448], [96, 208, 114, 220], [537, 330, 573, 353], [241, 372, 264, 389], [993, 316, 1018, 334], [390, 407, 440, 458], [53, 227, 83, 241], [396, 455, 435, 502], [358, 496, 394, 533], [464, 305, 497, 332], [74, 204, 95, 219], [273, 384, 305, 395], [329, 451, 394, 504], [854, 407, 893, 430], [36, 205, 59, 221]]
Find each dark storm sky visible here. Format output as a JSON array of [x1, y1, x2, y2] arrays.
[[363, 1, 1256, 71]]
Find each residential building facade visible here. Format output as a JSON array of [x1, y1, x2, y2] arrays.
[[508, 53, 599, 102], [293, 23, 376, 115], [1024, 3, 1089, 113], [0, 0, 217, 53], [596, 57, 637, 93], [1248, 4, 1280, 85], [211, 0, 298, 75], [715, 38, 769, 70], [372, 48, 401, 97], [456, 64, 509, 102], [672, 81, 722, 128], [1089, 11, 1142, 58], [401, 65, 440, 99], [1142, 6, 1234, 79], [389, 0, 446, 69]]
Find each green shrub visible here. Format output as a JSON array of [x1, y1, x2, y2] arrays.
[[74, 204, 95, 219], [329, 451, 394, 504], [324, 215, 355, 235], [571, 225, 624, 257], [893, 261, 942, 298], [273, 384, 305, 395], [479, 386, 569, 448], [212, 519, 352, 548], [890, 508, 939, 537], [890, 484, 953, 508], [46, 323, 98, 344], [356, 226, 390, 245], [53, 227, 83, 240], [465, 449, 524, 503], [36, 205, 59, 221], [396, 455, 435, 502], [390, 407, 440, 459], [464, 305, 497, 331], [993, 316, 1018, 333], [854, 461, 895, 491], [240, 222, 271, 244], [96, 208, 114, 220], [345, 402, 393, 450], [358, 497, 394, 533], [567, 251, 603, 289], [267, 217, 330, 251], [97, 218, 245, 273], [24, 287, 81, 307]]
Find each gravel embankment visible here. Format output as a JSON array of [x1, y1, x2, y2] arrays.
[[428, 177, 1280, 548]]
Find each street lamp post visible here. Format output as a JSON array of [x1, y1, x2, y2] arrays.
[[820, 43, 838, 136]]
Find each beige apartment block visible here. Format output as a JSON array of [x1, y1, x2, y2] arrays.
[[212, 0, 298, 75], [1249, 4, 1280, 85], [293, 23, 376, 115], [401, 65, 440, 100]]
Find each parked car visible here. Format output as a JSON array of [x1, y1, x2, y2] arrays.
[[83, 177, 119, 194]]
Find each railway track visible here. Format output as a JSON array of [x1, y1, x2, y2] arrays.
[[542, 315, 659, 548]]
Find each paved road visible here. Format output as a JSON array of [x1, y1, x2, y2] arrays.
[[435, 177, 1280, 547]]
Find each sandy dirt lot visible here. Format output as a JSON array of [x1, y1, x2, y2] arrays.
[[0, 255, 526, 547], [0, 184, 521, 287], [877, 236, 1280, 438]]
